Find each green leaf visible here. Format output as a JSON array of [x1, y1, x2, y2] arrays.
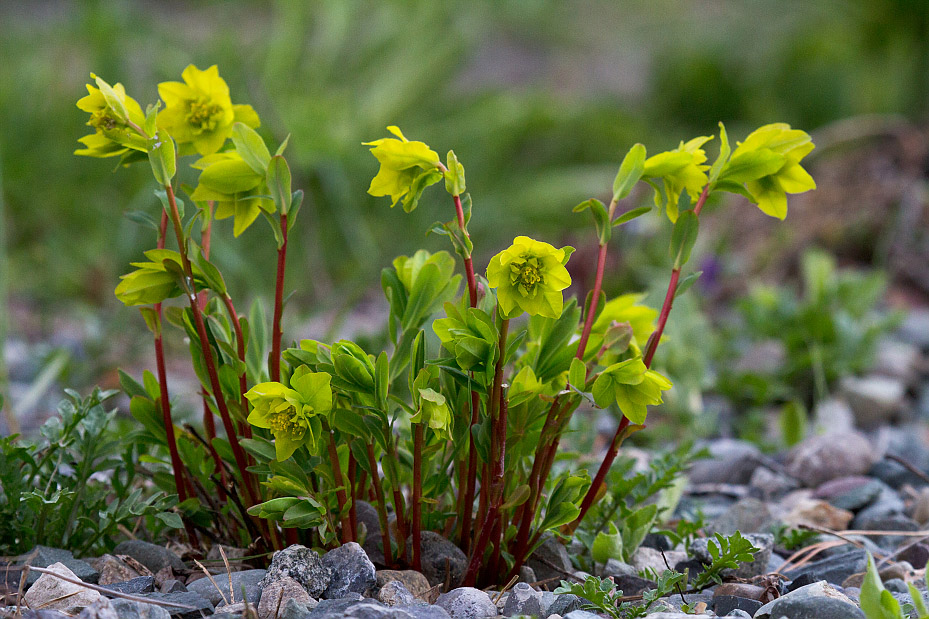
[[860, 552, 903, 619], [592, 522, 624, 563], [155, 511, 184, 529], [232, 122, 271, 174], [375, 351, 390, 411], [193, 252, 227, 296], [147, 130, 176, 186], [138, 307, 161, 337], [612, 206, 652, 227], [287, 190, 304, 231], [267, 156, 293, 215], [675, 271, 703, 298], [669, 210, 699, 269], [619, 504, 658, 562], [568, 358, 587, 391], [612, 143, 646, 202], [402, 168, 443, 213], [709, 121, 731, 184], [719, 149, 785, 184], [779, 400, 807, 447], [444, 150, 466, 196], [198, 158, 263, 194]]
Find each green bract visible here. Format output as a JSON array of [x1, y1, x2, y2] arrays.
[[75, 74, 147, 158], [156, 64, 260, 156], [592, 357, 672, 424], [487, 236, 573, 319], [727, 123, 816, 219], [365, 126, 442, 211], [114, 249, 208, 306], [190, 151, 274, 236], [411, 388, 452, 439], [643, 136, 712, 222], [245, 368, 333, 461]]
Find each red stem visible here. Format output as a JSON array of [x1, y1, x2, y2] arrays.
[[163, 184, 258, 507], [411, 423, 424, 571], [348, 449, 358, 542], [325, 426, 353, 543], [220, 294, 252, 438], [574, 242, 609, 361], [463, 388, 508, 585], [573, 183, 712, 527], [366, 442, 394, 566], [270, 213, 288, 382]]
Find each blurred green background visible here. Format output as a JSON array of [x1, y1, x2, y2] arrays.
[[0, 0, 926, 427]]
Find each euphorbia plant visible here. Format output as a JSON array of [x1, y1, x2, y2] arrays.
[[75, 66, 814, 582]]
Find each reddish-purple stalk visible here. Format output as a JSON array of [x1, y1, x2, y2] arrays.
[[196, 205, 230, 499], [463, 318, 508, 581], [152, 211, 190, 502], [324, 424, 353, 543], [366, 442, 395, 566], [219, 294, 251, 438], [572, 184, 712, 526], [447, 188, 482, 551], [411, 423, 424, 571], [162, 184, 258, 507], [270, 212, 288, 383], [348, 450, 358, 541], [463, 387, 508, 586]]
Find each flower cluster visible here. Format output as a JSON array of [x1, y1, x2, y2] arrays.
[[486, 236, 573, 319]]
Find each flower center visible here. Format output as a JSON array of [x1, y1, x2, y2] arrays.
[[267, 407, 307, 439], [185, 97, 223, 133], [89, 109, 122, 131], [510, 256, 543, 297]]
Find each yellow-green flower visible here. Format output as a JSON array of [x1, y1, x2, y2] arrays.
[[731, 123, 816, 219], [190, 151, 274, 236], [410, 388, 452, 439], [75, 74, 147, 157], [364, 126, 441, 210], [114, 249, 207, 306], [591, 357, 672, 424], [487, 236, 572, 319], [643, 136, 712, 222], [245, 368, 333, 461], [157, 64, 260, 156]]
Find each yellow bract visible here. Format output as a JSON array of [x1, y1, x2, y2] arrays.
[[156, 65, 259, 155], [643, 136, 712, 222], [74, 74, 147, 157], [364, 126, 441, 207], [487, 236, 572, 319], [734, 123, 816, 219]]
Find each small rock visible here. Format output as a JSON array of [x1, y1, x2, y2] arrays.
[[412, 532, 468, 589], [206, 545, 248, 565], [706, 497, 773, 535], [713, 583, 766, 600], [257, 575, 312, 619], [187, 569, 266, 606], [784, 548, 867, 584], [101, 576, 156, 595], [112, 541, 185, 576], [758, 580, 855, 618], [875, 340, 922, 385], [502, 582, 542, 617], [160, 579, 187, 594], [688, 439, 761, 485], [280, 597, 319, 619], [711, 595, 762, 616], [812, 398, 856, 436], [517, 564, 535, 585], [547, 593, 583, 616], [321, 542, 376, 599], [885, 578, 909, 594], [630, 547, 686, 575], [136, 592, 213, 619], [853, 485, 907, 525], [260, 545, 331, 599], [758, 596, 865, 618], [841, 375, 906, 428], [898, 542, 929, 568], [854, 514, 919, 549], [302, 597, 363, 617], [376, 570, 432, 601], [95, 554, 144, 585], [725, 611, 754, 619], [78, 596, 171, 619], [785, 431, 875, 487], [562, 611, 600, 619], [783, 498, 854, 530], [435, 587, 496, 619], [600, 559, 635, 579], [378, 581, 416, 606], [21, 546, 100, 586], [749, 466, 799, 500], [24, 561, 102, 612]]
